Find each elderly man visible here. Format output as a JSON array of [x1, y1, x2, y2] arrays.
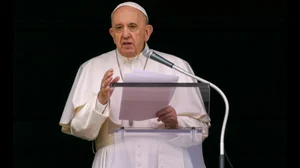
[[59, 1, 211, 168]]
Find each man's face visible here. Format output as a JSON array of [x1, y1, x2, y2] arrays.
[[110, 6, 153, 57]]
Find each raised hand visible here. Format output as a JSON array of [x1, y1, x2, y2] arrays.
[[97, 68, 120, 104]]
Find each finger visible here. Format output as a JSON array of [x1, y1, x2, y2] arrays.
[[158, 112, 173, 122], [104, 76, 119, 92], [101, 69, 113, 89], [109, 76, 120, 94], [111, 76, 120, 83], [156, 106, 173, 117], [103, 68, 114, 80], [161, 116, 176, 124], [164, 119, 178, 127], [106, 68, 113, 74], [103, 77, 113, 88], [104, 71, 113, 82]]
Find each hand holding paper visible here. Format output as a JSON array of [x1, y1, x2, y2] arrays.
[[118, 70, 178, 121]]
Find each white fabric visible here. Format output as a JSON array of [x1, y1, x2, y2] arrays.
[[59, 44, 210, 168], [111, 1, 149, 21], [59, 44, 210, 127], [92, 137, 206, 168]]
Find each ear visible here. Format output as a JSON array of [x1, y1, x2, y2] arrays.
[[109, 28, 116, 44], [144, 25, 153, 41]]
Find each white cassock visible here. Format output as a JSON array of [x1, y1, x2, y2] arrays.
[[59, 44, 211, 168]]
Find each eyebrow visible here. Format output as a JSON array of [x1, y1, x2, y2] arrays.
[[114, 22, 138, 26]]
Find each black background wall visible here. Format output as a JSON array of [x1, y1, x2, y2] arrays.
[[13, 0, 287, 168]]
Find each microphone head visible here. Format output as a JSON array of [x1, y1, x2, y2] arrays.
[[142, 48, 174, 68], [143, 48, 153, 58]]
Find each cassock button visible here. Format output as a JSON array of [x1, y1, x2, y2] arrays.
[[137, 152, 142, 157], [137, 162, 142, 167]]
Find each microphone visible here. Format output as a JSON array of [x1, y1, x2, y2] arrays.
[[143, 48, 229, 168], [143, 49, 174, 68]]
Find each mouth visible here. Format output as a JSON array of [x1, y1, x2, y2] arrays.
[[122, 42, 133, 46]]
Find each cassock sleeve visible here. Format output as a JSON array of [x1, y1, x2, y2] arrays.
[[177, 59, 211, 129], [59, 62, 110, 141], [69, 97, 110, 141], [162, 56, 211, 138]]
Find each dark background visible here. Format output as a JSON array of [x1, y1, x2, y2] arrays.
[[14, 0, 287, 168]]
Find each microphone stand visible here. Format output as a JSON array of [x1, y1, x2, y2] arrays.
[[172, 65, 229, 168]]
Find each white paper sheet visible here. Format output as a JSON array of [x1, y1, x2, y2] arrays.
[[118, 70, 179, 121]]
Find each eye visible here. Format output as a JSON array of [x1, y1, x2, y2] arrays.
[[128, 24, 138, 31], [115, 25, 123, 32], [129, 24, 137, 28]]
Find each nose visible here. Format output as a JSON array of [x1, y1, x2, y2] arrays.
[[122, 27, 131, 38]]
